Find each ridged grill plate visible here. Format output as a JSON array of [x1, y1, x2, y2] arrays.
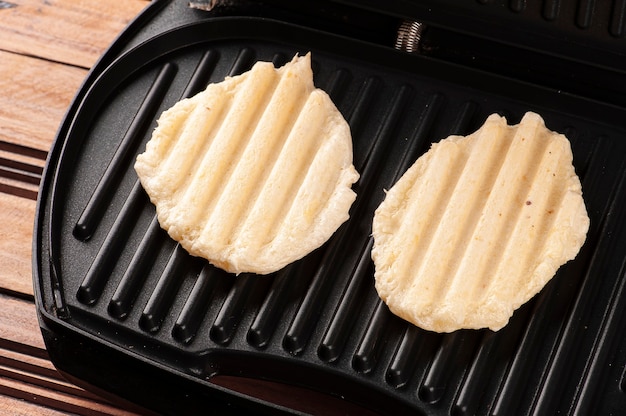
[[34, 4, 626, 416]]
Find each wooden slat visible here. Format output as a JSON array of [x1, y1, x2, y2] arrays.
[[0, 348, 58, 379], [0, 392, 73, 416], [0, 1, 155, 414], [0, 51, 87, 153], [0, 375, 138, 416], [0, 194, 36, 296], [0, 353, 103, 403], [0, 355, 140, 416], [0, 1, 149, 297], [0, 294, 45, 351], [0, 144, 45, 201], [0, 0, 150, 69], [0, 294, 140, 415]]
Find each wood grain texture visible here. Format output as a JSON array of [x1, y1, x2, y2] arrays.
[[0, 194, 36, 296], [0, 294, 140, 415], [0, 394, 73, 416], [0, 0, 148, 296], [0, 51, 86, 152], [0, 294, 45, 351], [0, 0, 149, 68], [0, 1, 153, 413]]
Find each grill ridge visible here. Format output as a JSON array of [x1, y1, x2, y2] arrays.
[[472, 0, 626, 44], [247, 267, 299, 348], [320, 85, 415, 363], [573, 261, 626, 413], [210, 274, 260, 344], [320, 90, 442, 365], [452, 331, 499, 415], [183, 50, 220, 98], [325, 68, 352, 103], [283, 82, 412, 355], [490, 306, 544, 415], [352, 299, 394, 373], [173, 264, 224, 344], [542, 0, 561, 20], [73, 63, 177, 241], [77, 181, 147, 305], [533, 161, 626, 414], [386, 325, 422, 389], [108, 215, 163, 320], [352, 84, 415, 194], [319, 238, 375, 363], [610, 0, 626, 36], [345, 76, 381, 155], [139, 244, 189, 333], [576, 0, 595, 29], [420, 332, 473, 404], [228, 47, 256, 77], [106, 50, 222, 322]]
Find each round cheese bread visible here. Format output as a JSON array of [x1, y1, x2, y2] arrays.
[[372, 112, 589, 332], [135, 53, 359, 275]]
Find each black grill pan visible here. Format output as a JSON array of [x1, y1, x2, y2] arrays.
[[34, 0, 626, 414]]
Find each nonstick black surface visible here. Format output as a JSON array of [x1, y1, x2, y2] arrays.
[[34, 1, 626, 415]]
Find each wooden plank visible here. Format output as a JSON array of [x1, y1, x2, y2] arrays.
[[0, 194, 36, 296], [0, 51, 85, 298], [0, 143, 42, 200], [0, 352, 140, 415], [0, 51, 87, 153], [0, 294, 44, 351], [0, 1, 160, 414], [0, 0, 149, 68], [0, 375, 139, 416], [0, 348, 58, 378], [0, 294, 140, 414], [0, 358, 98, 402], [0, 392, 73, 416]]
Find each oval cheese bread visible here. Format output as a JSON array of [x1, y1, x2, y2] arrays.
[[135, 53, 359, 275], [372, 112, 589, 332]]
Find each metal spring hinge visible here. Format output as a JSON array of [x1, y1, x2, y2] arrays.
[[395, 20, 426, 53], [188, 0, 230, 11]]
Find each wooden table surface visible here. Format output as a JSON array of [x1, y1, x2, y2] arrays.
[[0, 1, 154, 414], [0, 1, 385, 415], [0, 0, 148, 416]]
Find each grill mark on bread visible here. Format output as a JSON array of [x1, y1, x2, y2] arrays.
[[436, 115, 545, 317], [421, 117, 515, 316], [471, 116, 548, 303], [384, 136, 470, 305], [160, 95, 230, 197], [236, 92, 327, 249], [220, 67, 312, 246], [173, 64, 279, 239], [173, 97, 229, 189], [514, 146, 568, 299], [479, 136, 569, 312], [278, 110, 349, 238]]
